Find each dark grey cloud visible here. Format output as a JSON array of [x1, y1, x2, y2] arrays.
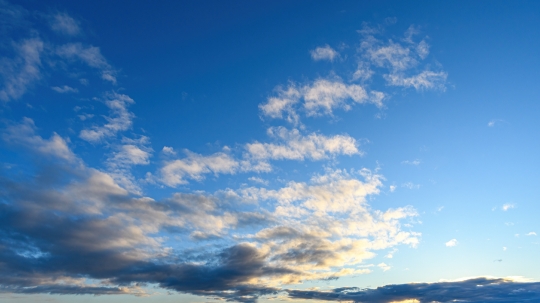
[[287, 277, 540, 303]]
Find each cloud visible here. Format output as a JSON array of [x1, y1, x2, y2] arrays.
[[310, 45, 339, 61], [502, 203, 515, 211], [378, 262, 391, 271], [161, 151, 239, 186], [245, 127, 361, 163], [56, 43, 117, 84], [51, 85, 78, 93], [402, 159, 421, 165], [259, 78, 384, 124], [79, 92, 135, 143], [358, 26, 447, 92], [49, 12, 80, 36], [527, 232, 537, 236], [287, 277, 540, 303], [384, 70, 447, 91], [162, 146, 176, 155], [2, 117, 77, 162], [402, 182, 420, 189], [445, 239, 458, 247], [0, 38, 44, 101]]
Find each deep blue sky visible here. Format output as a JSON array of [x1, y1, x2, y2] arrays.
[[1, 1, 540, 302]]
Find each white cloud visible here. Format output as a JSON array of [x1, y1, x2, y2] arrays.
[[389, 185, 397, 192], [245, 127, 361, 163], [352, 61, 374, 81], [378, 262, 391, 271], [0, 38, 44, 101], [259, 78, 383, 123], [162, 146, 176, 155], [384, 70, 447, 91], [79, 92, 135, 143], [502, 203, 515, 211], [303, 79, 370, 116], [402, 159, 421, 165], [310, 45, 339, 61], [109, 144, 152, 167], [2, 118, 76, 162], [248, 177, 269, 185], [527, 232, 537, 236], [161, 151, 239, 187], [416, 40, 430, 59], [503, 247, 507, 251], [402, 182, 420, 189], [358, 27, 447, 92], [51, 85, 78, 93], [50, 13, 80, 36], [445, 239, 458, 247], [57, 43, 117, 84], [259, 85, 301, 124]]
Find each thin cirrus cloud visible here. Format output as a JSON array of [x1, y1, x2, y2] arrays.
[[51, 85, 78, 93], [49, 12, 80, 36]]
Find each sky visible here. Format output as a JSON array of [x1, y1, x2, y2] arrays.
[[1, 1, 540, 302]]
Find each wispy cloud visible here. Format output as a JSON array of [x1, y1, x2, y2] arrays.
[[79, 92, 135, 143], [402, 159, 421, 165], [0, 38, 44, 101], [51, 85, 78, 93], [502, 203, 515, 211], [56, 43, 117, 84], [49, 12, 80, 36], [2, 117, 77, 162]]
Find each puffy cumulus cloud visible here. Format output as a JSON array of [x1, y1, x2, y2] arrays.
[[233, 169, 419, 285], [259, 78, 384, 124], [0, 38, 44, 101], [56, 43, 117, 84], [310, 45, 339, 61], [2, 117, 77, 162], [160, 150, 239, 186], [445, 239, 458, 247], [245, 127, 360, 164], [287, 277, 540, 303], [49, 12, 80, 36], [0, 133, 420, 302], [79, 92, 135, 143]]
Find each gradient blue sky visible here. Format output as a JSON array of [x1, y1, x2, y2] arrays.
[[1, 1, 540, 303]]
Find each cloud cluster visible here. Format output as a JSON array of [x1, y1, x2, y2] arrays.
[[0, 3, 451, 303], [0, 127, 419, 302], [287, 277, 540, 303], [259, 78, 384, 124]]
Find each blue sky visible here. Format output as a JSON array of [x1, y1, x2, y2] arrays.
[[1, 1, 540, 302]]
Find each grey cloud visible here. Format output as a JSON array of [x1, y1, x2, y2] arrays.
[[287, 278, 540, 303]]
